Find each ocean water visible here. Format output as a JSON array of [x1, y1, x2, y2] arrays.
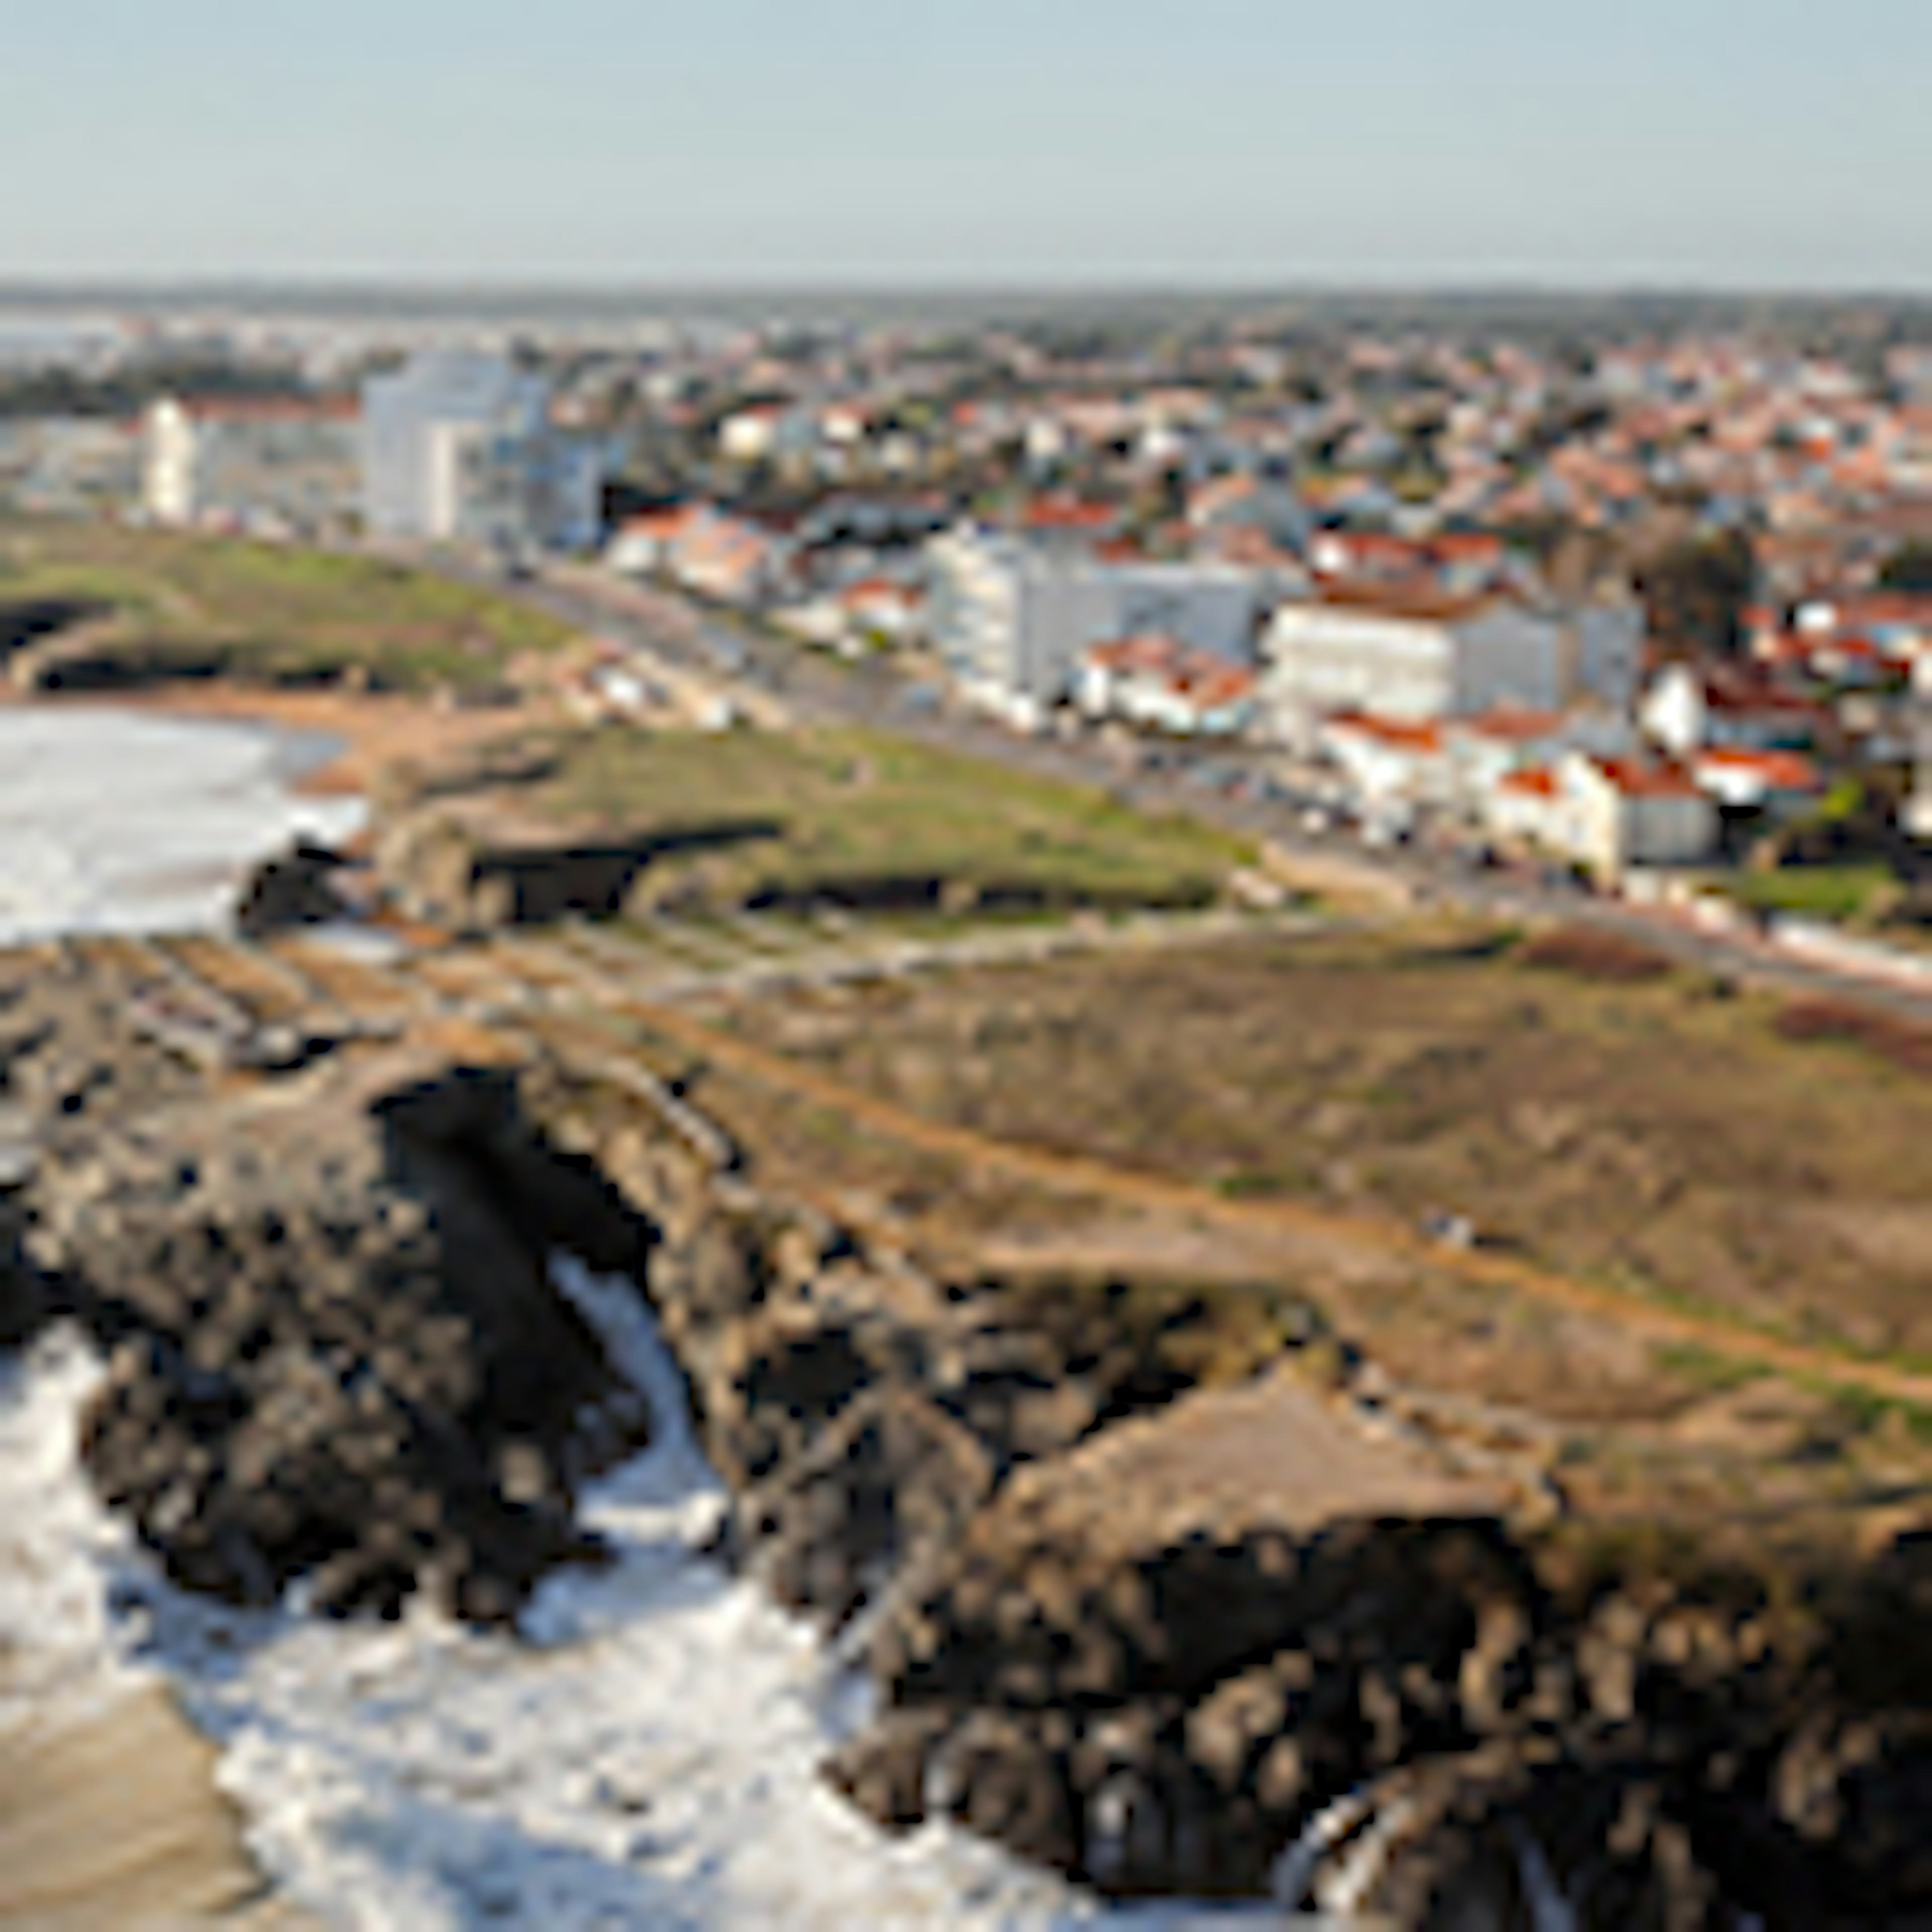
[[0, 706, 366, 945], [0, 1271, 1319, 1929]]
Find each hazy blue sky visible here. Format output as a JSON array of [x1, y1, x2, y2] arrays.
[[1, 0, 1926, 287]]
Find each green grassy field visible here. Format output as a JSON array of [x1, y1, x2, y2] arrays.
[[0, 520, 571, 692], [1725, 861, 1898, 926], [518, 722, 1253, 912]]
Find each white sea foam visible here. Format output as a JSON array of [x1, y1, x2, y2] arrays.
[[0, 1272, 1315, 1928], [0, 702, 1339, 1921], [0, 1328, 150, 1734], [0, 706, 365, 945]]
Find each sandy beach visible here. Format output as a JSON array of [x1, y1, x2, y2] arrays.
[[0, 1678, 308, 1931], [0, 679, 551, 802]]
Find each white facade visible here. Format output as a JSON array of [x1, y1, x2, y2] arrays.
[[1319, 718, 1446, 812], [927, 528, 1258, 717], [142, 397, 198, 525], [1262, 597, 1643, 749], [1639, 663, 1815, 759], [362, 351, 606, 551], [1487, 754, 1714, 878], [1561, 756, 1714, 876], [717, 411, 779, 462], [1442, 708, 1635, 821], [1640, 665, 1708, 758]]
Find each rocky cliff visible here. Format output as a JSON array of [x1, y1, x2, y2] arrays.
[[4, 948, 1931, 1925]]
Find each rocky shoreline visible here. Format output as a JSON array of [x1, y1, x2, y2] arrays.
[[3, 939, 1931, 1927], [530, 1048, 1932, 1926]]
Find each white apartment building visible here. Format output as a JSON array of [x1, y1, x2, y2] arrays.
[[362, 351, 607, 552], [143, 397, 197, 525], [1260, 592, 1644, 750], [926, 527, 1259, 730], [1486, 753, 1715, 878], [141, 395, 362, 535]]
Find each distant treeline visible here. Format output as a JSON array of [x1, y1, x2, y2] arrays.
[[0, 362, 320, 421]]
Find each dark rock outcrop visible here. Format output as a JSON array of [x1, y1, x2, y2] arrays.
[[232, 843, 351, 938], [527, 1054, 1932, 1922], [10, 947, 1932, 1924], [29, 1061, 651, 1623]]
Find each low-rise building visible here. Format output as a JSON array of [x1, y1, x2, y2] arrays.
[[1561, 754, 1715, 876], [1483, 753, 1714, 878], [1690, 746, 1824, 812], [0, 416, 141, 517], [927, 526, 1259, 729], [1440, 706, 1635, 821], [1078, 635, 1257, 737], [1318, 712, 1446, 813], [1639, 662, 1823, 758], [1260, 588, 1642, 749], [606, 503, 789, 605], [836, 576, 924, 645]]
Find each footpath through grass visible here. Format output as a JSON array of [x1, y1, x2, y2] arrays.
[[704, 917, 1932, 1370]]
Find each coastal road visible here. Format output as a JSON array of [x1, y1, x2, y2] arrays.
[[501, 558, 1932, 1029]]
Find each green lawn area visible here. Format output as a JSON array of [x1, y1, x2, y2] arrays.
[[1725, 862, 1898, 926], [519, 722, 1252, 912], [0, 520, 572, 693]]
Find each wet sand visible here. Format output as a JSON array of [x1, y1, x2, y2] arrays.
[[0, 1677, 309, 1929]]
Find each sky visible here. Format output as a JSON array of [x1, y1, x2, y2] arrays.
[[1, 0, 1927, 289]]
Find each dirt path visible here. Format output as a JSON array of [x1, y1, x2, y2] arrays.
[[104, 916, 1932, 1414], [622, 997, 1932, 1413]]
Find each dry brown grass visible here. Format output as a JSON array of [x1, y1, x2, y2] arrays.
[[1774, 997, 1932, 1080], [1516, 923, 1676, 983], [705, 922, 1932, 1366]]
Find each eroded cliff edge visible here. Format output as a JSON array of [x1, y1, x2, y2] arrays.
[[1, 945, 1929, 1927]]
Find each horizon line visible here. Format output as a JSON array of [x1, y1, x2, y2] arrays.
[[0, 274, 1927, 305]]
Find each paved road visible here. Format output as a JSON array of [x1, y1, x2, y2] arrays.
[[452, 554, 1932, 1029]]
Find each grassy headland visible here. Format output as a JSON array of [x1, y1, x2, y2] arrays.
[[0, 520, 570, 694], [382, 720, 1255, 919]]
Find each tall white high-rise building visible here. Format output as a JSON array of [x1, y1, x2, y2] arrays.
[[142, 396, 198, 525], [361, 351, 605, 552]]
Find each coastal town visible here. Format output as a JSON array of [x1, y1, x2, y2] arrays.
[[4, 288, 1932, 1932], [4, 294, 1931, 984]]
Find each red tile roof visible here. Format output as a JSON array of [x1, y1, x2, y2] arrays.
[[1694, 747, 1822, 791], [1456, 706, 1566, 743], [1327, 712, 1444, 753], [1587, 756, 1702, 799], [1500, 767, 1559, 798], [1022, 496, 1120, 532]]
